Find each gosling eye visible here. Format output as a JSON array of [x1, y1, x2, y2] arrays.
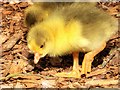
[[40, 45, 44, 48], [40, 42, 45, 48]]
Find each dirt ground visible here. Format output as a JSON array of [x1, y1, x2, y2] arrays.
[[0, 1, 120, 88]]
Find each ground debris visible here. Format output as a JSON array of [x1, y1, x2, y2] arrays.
[[85, 79, 118, 86], [2, 32, 23, 52], [86, 68, 107, 78], [1, 34, 10, 44]]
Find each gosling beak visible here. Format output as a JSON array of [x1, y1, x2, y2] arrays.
[[34, 53, 46, 64], [34, 53, 40, 64]]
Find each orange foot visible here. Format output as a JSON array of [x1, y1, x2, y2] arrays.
[[56, 42, 106, 78], [56, 52, 81, 78], [81, 42, 106, 75], [56, 69, 80, 78]]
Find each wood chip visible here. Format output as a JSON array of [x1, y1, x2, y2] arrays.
[[2, 32, 22, 51], [2, 10, 12, 15], [85, 79, 118, 86], [87, 68, 107, 77], [23, 82, 39, 88], [9, 59, 28, 74], [1, 34, 9, 44], [18, 79, 40, 83], [14, 82, 23, 88], [15, 74, 41, 80], [41, 80, 56, 88]]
